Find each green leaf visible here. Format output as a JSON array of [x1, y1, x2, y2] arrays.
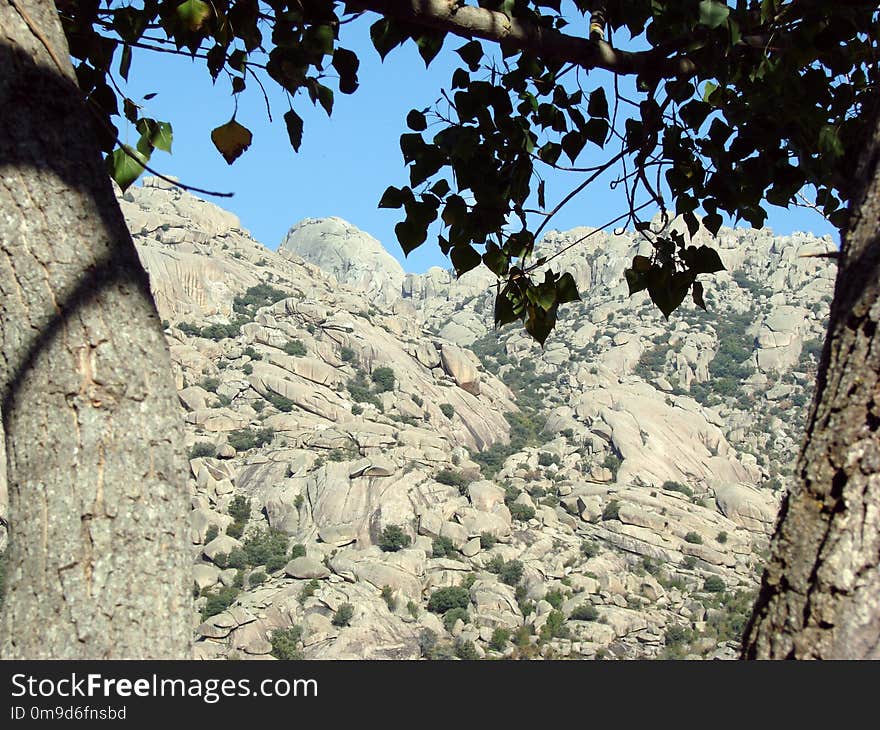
[[692, 281, 707, 310], [176, 0, 211, 32], [587, 87, 609, 119], [370, 19, 404, 60], [455, 41, 483, 71], [378, 185, 411, 209], [647, 267, 694, 319], [395, 220, 427, 256], [524, 302, 558, 346], [624, 267, 648, 295], [406, 109, 427, 131], [119, 44, 132, 81], [123, 98, 139, 124], [690, 245, 725, 274], [703, 212, 723, 236], [584, 118, 608, 147], [333, 48, 360, 94], [106, 145, 148, 192], [555, 272, 580, 304], [561, 131, 586, 163], [211, 118, 253, 164], [698, 0, 730, 29], [818, 125, 844, 159], [494, 288, 520, 327], [283, 109, 304, 152], [483, 243, 509, 277], [416, 31, 445, 67], [451, 245, 482, 276]]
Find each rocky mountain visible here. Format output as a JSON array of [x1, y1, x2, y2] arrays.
[[1, 176, 835, 660]]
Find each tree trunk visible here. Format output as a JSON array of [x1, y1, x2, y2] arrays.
[[742, 100, 880, 658], [0, 0, 191, 657]]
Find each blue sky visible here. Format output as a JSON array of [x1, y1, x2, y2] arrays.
[[122, 15, 838, 274]]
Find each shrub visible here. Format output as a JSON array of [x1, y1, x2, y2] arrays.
[[432, 536, 456, 558], [204, 525, 219, 543], [545, 589, 564, 610], [682, 556, 697, 570], [242, 363, 253, 375], [539, 610, 569, 641], [227, 427, 275, 452], [332, 603, 354, 627], [371, 366, 396, 393], [570, 604, 599, 621], [351, 404, 363, 416], [684, 531, 703, 544], [662, 480, 693, 497], [665, 624, 695, 646], [442, 607, 470, 632], [435, 469, 468, 490], [242, 528, 289, 568], [378, 524, 411, 552], [538, 452, 559, 467], [299, 579, 320, 604], [289, 543, 306, 560], [489, 627, 510, 651], [418, 629, 439, 658], [225, 522, 244, 539], [201, 377, 220, 393], [427, 586, 470, 614], [716, 531, 728, 544], [411, 394, 423, 407], [602, 453, 622, 479], [265, 391, 295, 412], [479, 532, 497, 550], [189, 442, 216, 460], [283, 339, 307, 357], [455, 639, 480, 660], [509, 503, 536, 522], [0, 550, 6, 610], [233, 284, 288, 317], [602, 500, 621, 521], [580, 540, 599, 558], [270, 626, 303, 660], [381, 585, 396, 611], [228, 495, 251, 524], [340, 346, 357, 362], [248, 571, 266, 587], [704, 575, 726, 593], [201, 586, 240, 619], [439, 403, 455, 419], [499, 560, 524, 586]]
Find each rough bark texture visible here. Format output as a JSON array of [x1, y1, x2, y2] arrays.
[[0, 0, 191, 657], [742, 100, 880, 658]]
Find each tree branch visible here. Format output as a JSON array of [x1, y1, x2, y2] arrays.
[[352, 0, 697, 78]]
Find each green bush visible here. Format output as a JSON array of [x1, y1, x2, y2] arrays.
[[602, 500, 621, 521], [435, 469, 468, 491], [0, 550, 6, 611], [228, 495, 251, 524], [340, 346, 357, 362], [201, 377, 220, 393], [270, 626, 303, 660], [332, 603, 355, 627], [418, 629, 438, 658], [684, 531, 703, 544], [225, 522, 244, 539], [411, 394, 423, 407], [545, 589, 564, 610], [479, 532, 497, 550], [570, 604, 599, 621], [189, 442, 216, 460], [509, 503, 536, 522], [539, 610, 569, 641], [682, 556, 697, 570], [351, 404, 363, 416], [378, 524, 411, 552], [233, 284, 288, 317], [283, 339, 307, 357], [538, 452, 560, 467], [455, 639, 480, 660], [499, 560, 524, 586], [442, 607, 470, 632], [381, 585, 396, 611], [248, 571, 267, 587], [704, 575, 726, 593], [299, 579, 320, 604], [242, 528, 289, 568], [242, 363, 253, 375], [489, 627, 510, 651], [201, 586, 240, 619], [204, 525, 219, 543], [432, 536, 456, 558], [289, 544, 306, 560], [581, 540, 599, 558], [227, 427, 275, 452], [265, 391, 295, 412], [439, 403, 455, 419], [716, 531, 728, 544], [602, 453, 622, 480], [662, 480, 693, 497], [371, 366, 396, 393], [428, 586, 470, 614]]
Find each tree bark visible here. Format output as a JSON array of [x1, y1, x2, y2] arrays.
[[0, 0, 191, 658], [742, 98, 880, 658]]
